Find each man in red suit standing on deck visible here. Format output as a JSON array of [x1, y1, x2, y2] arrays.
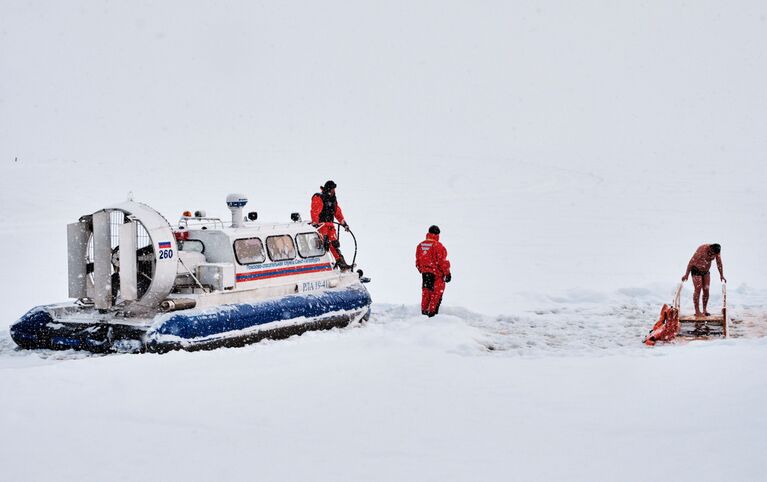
[[416, 225, 452, 317], [311, 180, 352, 271]]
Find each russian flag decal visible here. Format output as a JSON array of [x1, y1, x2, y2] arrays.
[[158, 241, 172, 249]]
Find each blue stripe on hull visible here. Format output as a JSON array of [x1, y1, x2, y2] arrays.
[[148, 285, 372, 343]]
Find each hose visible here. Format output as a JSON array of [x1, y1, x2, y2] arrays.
[[333, 222, 358, 268]]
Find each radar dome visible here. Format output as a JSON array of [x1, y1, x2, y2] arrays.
[[226, 193, 248, 208]]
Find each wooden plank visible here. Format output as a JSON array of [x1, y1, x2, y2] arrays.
[[679, 316, 725, 323]]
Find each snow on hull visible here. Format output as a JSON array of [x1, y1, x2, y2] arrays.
[[148, 309, 369, 353], [10, 285, 372, 353]]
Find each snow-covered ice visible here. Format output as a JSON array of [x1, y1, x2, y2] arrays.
[[2, 1, 767, 481], [2, 306, 767, 482]]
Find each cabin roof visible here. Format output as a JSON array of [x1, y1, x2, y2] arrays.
[[182, 221, 320, 240]]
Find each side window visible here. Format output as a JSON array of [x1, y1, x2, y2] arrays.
[[179, 239, 204, 253], [234, 238, 266, 264], [266, 235, 297, 261], [296, 232, 325, 258]]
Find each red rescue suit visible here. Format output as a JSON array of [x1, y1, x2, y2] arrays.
[[643, 304, 679, 346], [311, 192, 346, 260], [415, 232, 451, 316]]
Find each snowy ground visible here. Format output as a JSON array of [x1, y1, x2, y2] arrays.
[[2, 306, 767, 482], [2, 2, 767, 481], [2, 286, 766, 482]]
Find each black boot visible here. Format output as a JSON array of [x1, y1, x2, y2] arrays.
[[335, 256, 352, 272]]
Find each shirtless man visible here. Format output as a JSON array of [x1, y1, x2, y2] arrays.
[[681, 243, 726, 317]]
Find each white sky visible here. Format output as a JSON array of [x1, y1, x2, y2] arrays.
[[1, 1, 766, 313]]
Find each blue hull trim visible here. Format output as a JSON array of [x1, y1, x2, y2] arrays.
[[146, 285, 372, 352], [10, 308, 142, 353], [10, 285, 372, 353]]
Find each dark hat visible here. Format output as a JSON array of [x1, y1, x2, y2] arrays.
[[428, 225, 440, 235], [322, 180, 337, 191]]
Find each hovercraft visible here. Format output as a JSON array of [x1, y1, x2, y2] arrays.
[[10, 194, 372, 353]]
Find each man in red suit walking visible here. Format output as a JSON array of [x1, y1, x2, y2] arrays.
[[415, 225, 452, 317], [311, 180, 352, 271]]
